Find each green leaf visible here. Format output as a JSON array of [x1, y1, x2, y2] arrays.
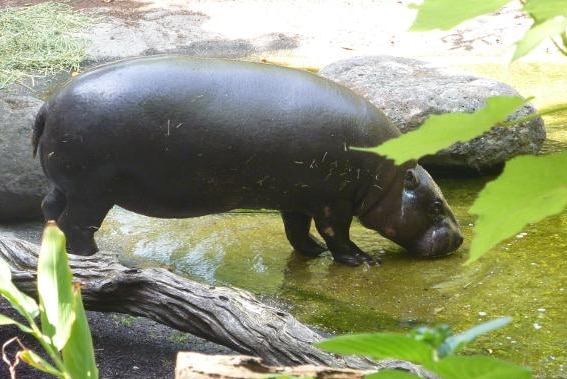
[[317, 333, 435, 365], [409, 0, 511, 31], [62, 285, 98, 379], [18, 349, 63, 377], [523, 0, 567, 21], [356, 96, 526, 165], [37, 223, 75, 351], [440, 317, 511, 357], [513, 16, 567, 61], [427, 355, 532, 379], [0, 313, 33, 334], [468, 151, 567, 263], [0, 258, 39, 319], [366, 369, 422, 379]]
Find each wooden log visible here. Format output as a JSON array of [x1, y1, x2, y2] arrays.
[[175, 352, 372, 379], [0, 236, 436, 378]]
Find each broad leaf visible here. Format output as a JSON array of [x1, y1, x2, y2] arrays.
[[317, 333, 435, 365], [366, 369, 421, 379], [37, 223, 75, 351], [409, 0, 511, 31], [513, 16, 567, 61], [468, 151, 567, 263], [0, 314, 33, 334], [427, 355, 532, 379], [523, 0, 567, 21], [440, 317, 511, 357], [62, 285, 98, 379], [18, 349, 63, 377], [0, 258, 39, 319], [357, 96, 526, 165]]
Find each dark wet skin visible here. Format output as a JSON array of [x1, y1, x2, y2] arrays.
[[34, 56, 463, 266]]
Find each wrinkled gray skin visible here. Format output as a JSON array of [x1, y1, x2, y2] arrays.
[[33, 56, 463, 266]]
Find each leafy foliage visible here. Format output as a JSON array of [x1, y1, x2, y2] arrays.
[[318, 318, 531, 379], [409, 0, 510, 31], [38, 225, 75, 350], [409, 0, 567, 60], [430, 356, 532, 379], [317, 333, 435, 365], [0, 222, 98, 378], [356, 96, 526, 165], [468, 150, 567, 262]]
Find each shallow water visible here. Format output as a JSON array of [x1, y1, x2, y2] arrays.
[[96, 62, 567, 378]]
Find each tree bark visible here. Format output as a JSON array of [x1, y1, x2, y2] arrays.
[[0, 236, 435, 378]]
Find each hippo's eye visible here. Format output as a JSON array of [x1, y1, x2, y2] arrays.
[[430, 200, 443, 216]]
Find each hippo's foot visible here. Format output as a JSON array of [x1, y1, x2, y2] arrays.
[[292, 234, 328, 257], [331, 244, 380, 266]]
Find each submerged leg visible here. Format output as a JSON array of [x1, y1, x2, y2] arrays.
[[41, 186, 67, 221], [57, 196, 113, 256], [281, 211, 327, 257], [313, 203, 378, 266]]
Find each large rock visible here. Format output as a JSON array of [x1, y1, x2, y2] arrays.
[[0, 95, 47, 221], [320, 56, 546, 174]]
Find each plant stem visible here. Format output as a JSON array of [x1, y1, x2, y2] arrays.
[[27, 317, 68, 378]]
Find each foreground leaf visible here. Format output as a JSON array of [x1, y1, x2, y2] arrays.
[[18, 349, 62, 377], [409, 0, 511, 31], [440, 317, 511, 357], [513, 15, 567, 60], [0, 314, 33, 334], [523, 0, 567, 23], [317, 333, 435, 365], [37, 223, 75, 350], [366, 369, 421, 379], [356, 96, 526, 165], [427, 355, 532, 379], [62, 284, 98, 379], [468, 151, 567, 263], [0, 258, 39, 319]]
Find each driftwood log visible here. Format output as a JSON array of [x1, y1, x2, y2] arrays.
[[175, 352, 374, 379], [0, 236, 435, 378]]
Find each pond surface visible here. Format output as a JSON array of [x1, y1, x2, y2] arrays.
[[96, 63, 567, 378]]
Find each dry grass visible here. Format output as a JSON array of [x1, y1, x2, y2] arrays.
[[0, 2, 91, 90]]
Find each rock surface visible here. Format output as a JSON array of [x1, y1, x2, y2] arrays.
[[0, 95, 47, 221], [320, 55, 546, 173]]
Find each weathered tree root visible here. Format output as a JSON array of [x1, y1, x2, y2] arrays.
[[0, 236, 436, 378]]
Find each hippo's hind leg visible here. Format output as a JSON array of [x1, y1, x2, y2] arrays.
[[281, 211, 327, 257], [41, 186, 67, 221], [313, 202, 379, 266], [57, 196, 113, 256]]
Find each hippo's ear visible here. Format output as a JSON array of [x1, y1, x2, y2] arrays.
[[404, 169, 419, 190]]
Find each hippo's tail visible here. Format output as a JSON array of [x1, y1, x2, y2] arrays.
[[32, 102, 47, 158]]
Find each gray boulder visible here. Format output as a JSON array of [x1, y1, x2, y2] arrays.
[[0, 95, 47, 221], [320, 56, 546, 173]]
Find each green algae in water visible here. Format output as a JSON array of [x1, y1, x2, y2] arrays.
[[97, 176, 567, 378]]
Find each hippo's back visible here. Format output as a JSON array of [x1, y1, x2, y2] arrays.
[[37, 56, 401, 216]]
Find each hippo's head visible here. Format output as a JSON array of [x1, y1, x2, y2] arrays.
[[359, 165, 463, 258]]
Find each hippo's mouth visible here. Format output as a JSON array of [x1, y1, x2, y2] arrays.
[[408, 229, 464, 258]]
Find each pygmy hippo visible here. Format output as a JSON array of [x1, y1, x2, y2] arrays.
[[32, 56, 463, 266]]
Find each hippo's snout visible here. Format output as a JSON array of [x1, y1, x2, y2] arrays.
[[416, 227, 463, 258]]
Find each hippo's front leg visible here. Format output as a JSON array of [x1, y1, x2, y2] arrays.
[[313, 203, 379, 266]]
